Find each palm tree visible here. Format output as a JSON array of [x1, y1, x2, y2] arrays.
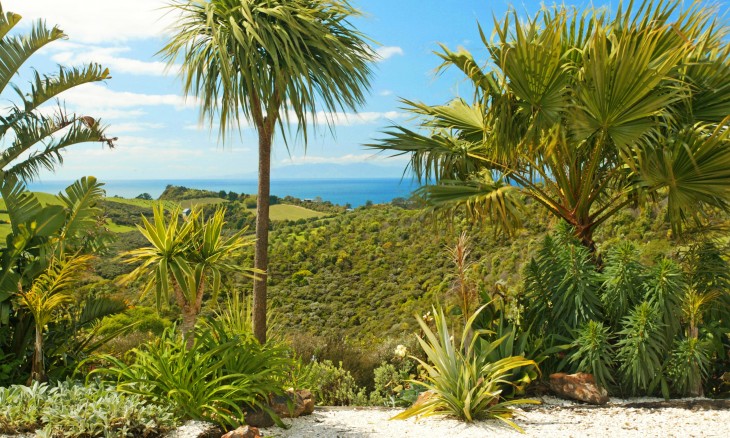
[[121, 206, 255, 346], [0, 2, 116, 182], [18, 254, 92, 382], [159, 0, 374, 343], [371, 0, 730, 254]]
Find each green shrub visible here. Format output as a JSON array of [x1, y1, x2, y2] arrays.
[[616, 302, 667, 395], [393, 305, 538, 430], [667, 337, 712, 396], [569, 320, 616, 390], [93, 322, 292, 429], [292, 359, 368, 406], [369, 356, 424, 407], [0, 380, 177, 436]]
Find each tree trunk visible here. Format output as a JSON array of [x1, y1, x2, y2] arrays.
[[688, 324, 704, 397], [181, 307, 197, 350], [253, 127, 272, 344], [30, 327, 45, 383]]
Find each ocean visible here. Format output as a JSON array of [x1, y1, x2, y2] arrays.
[[26, 178, 420, 208]]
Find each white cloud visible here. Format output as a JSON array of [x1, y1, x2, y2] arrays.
[[50, 46, 179, 76], [287, 110, 406, 127], [5, 0, 174, 43], [379, 90, 394, 97], [61, 83, 194, 110], [376, 46, 404, 61], [111, 122, 166, 133]]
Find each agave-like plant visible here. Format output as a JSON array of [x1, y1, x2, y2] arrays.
[[393, 304, 538, 430]]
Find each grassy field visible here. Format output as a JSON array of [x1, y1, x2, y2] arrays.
[[104, 197, 176, 210], [248, 204, 328, 221], [103, 196, 224, 210], [179, 197, 225, 209], [1, 189, 324, 241]]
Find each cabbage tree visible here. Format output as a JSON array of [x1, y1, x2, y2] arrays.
[[159, 0, 374, 343], [121, 206, 255, 346]]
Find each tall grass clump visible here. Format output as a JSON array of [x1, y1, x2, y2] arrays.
[[92, 320, 292, 430]]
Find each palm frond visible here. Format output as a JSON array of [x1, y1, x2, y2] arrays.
[[159, 0, 373, 145]]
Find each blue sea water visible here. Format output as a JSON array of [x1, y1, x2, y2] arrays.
[[26, 178, 420, 208]]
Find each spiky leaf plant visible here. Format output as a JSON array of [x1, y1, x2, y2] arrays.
[[393, 305, 538, 430], [667, 337, 711, 396], [522, 223, 602, 337], [616, 302, 667, 395], [601, 242, 646, 325], [569, 320, 616, 390], [644, 258, 685, 344]]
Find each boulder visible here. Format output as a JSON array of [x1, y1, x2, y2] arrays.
[[243, 408, 274, 428], [549, 372, 609, 405], [221, 426, 261, 438], [270, 389, 315, 418]]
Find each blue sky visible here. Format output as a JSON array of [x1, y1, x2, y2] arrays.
[[4, 0, 714, 181]]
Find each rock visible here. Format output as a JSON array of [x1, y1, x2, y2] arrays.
[[165, 420, 222, 438], [270, 389, 315, 418], [244, 408, 274, 428], [221, 426, 261, 438], [549, 372, 609, 405]]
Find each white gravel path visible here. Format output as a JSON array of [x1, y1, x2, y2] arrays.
[[260, 397, 730, 438]]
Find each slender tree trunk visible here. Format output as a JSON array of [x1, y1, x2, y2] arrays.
[[31, 327, 45, 383], [688, 323, 704, 397], [253, 127, 272, 344], [181, 307, 197, 350]]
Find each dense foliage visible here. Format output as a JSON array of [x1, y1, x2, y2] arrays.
[[0, 380, 177, 436]]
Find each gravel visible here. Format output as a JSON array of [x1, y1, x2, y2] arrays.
[[259, 397, 730, 438]]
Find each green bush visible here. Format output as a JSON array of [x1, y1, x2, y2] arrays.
[[667, 337, 712, 396], [292, 359, 368, 406], [569, 320, 616, 390], [93, 322, 292, 430], [616, 302, 667, 395], [369, 356, 424, 407], [0, 380, 177, 436]]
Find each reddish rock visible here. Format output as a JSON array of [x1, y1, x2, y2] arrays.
[[270, 389, 315, 418], [221, 426, 261, 438], [549, 372, 609, 405]]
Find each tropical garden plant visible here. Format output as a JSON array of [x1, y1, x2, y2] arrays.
[[522, 224, 729, 397], [371, 0, 730, 251], [394, 304, 538, 430], [0, 177, 121, 383], [159, 0, 375, 343], [0, 2, 115, 183], [92, 321, 292, 430], [120, 205, 255, 345]]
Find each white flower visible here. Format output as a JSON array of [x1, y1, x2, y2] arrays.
[[394, 344, 407, 358]]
